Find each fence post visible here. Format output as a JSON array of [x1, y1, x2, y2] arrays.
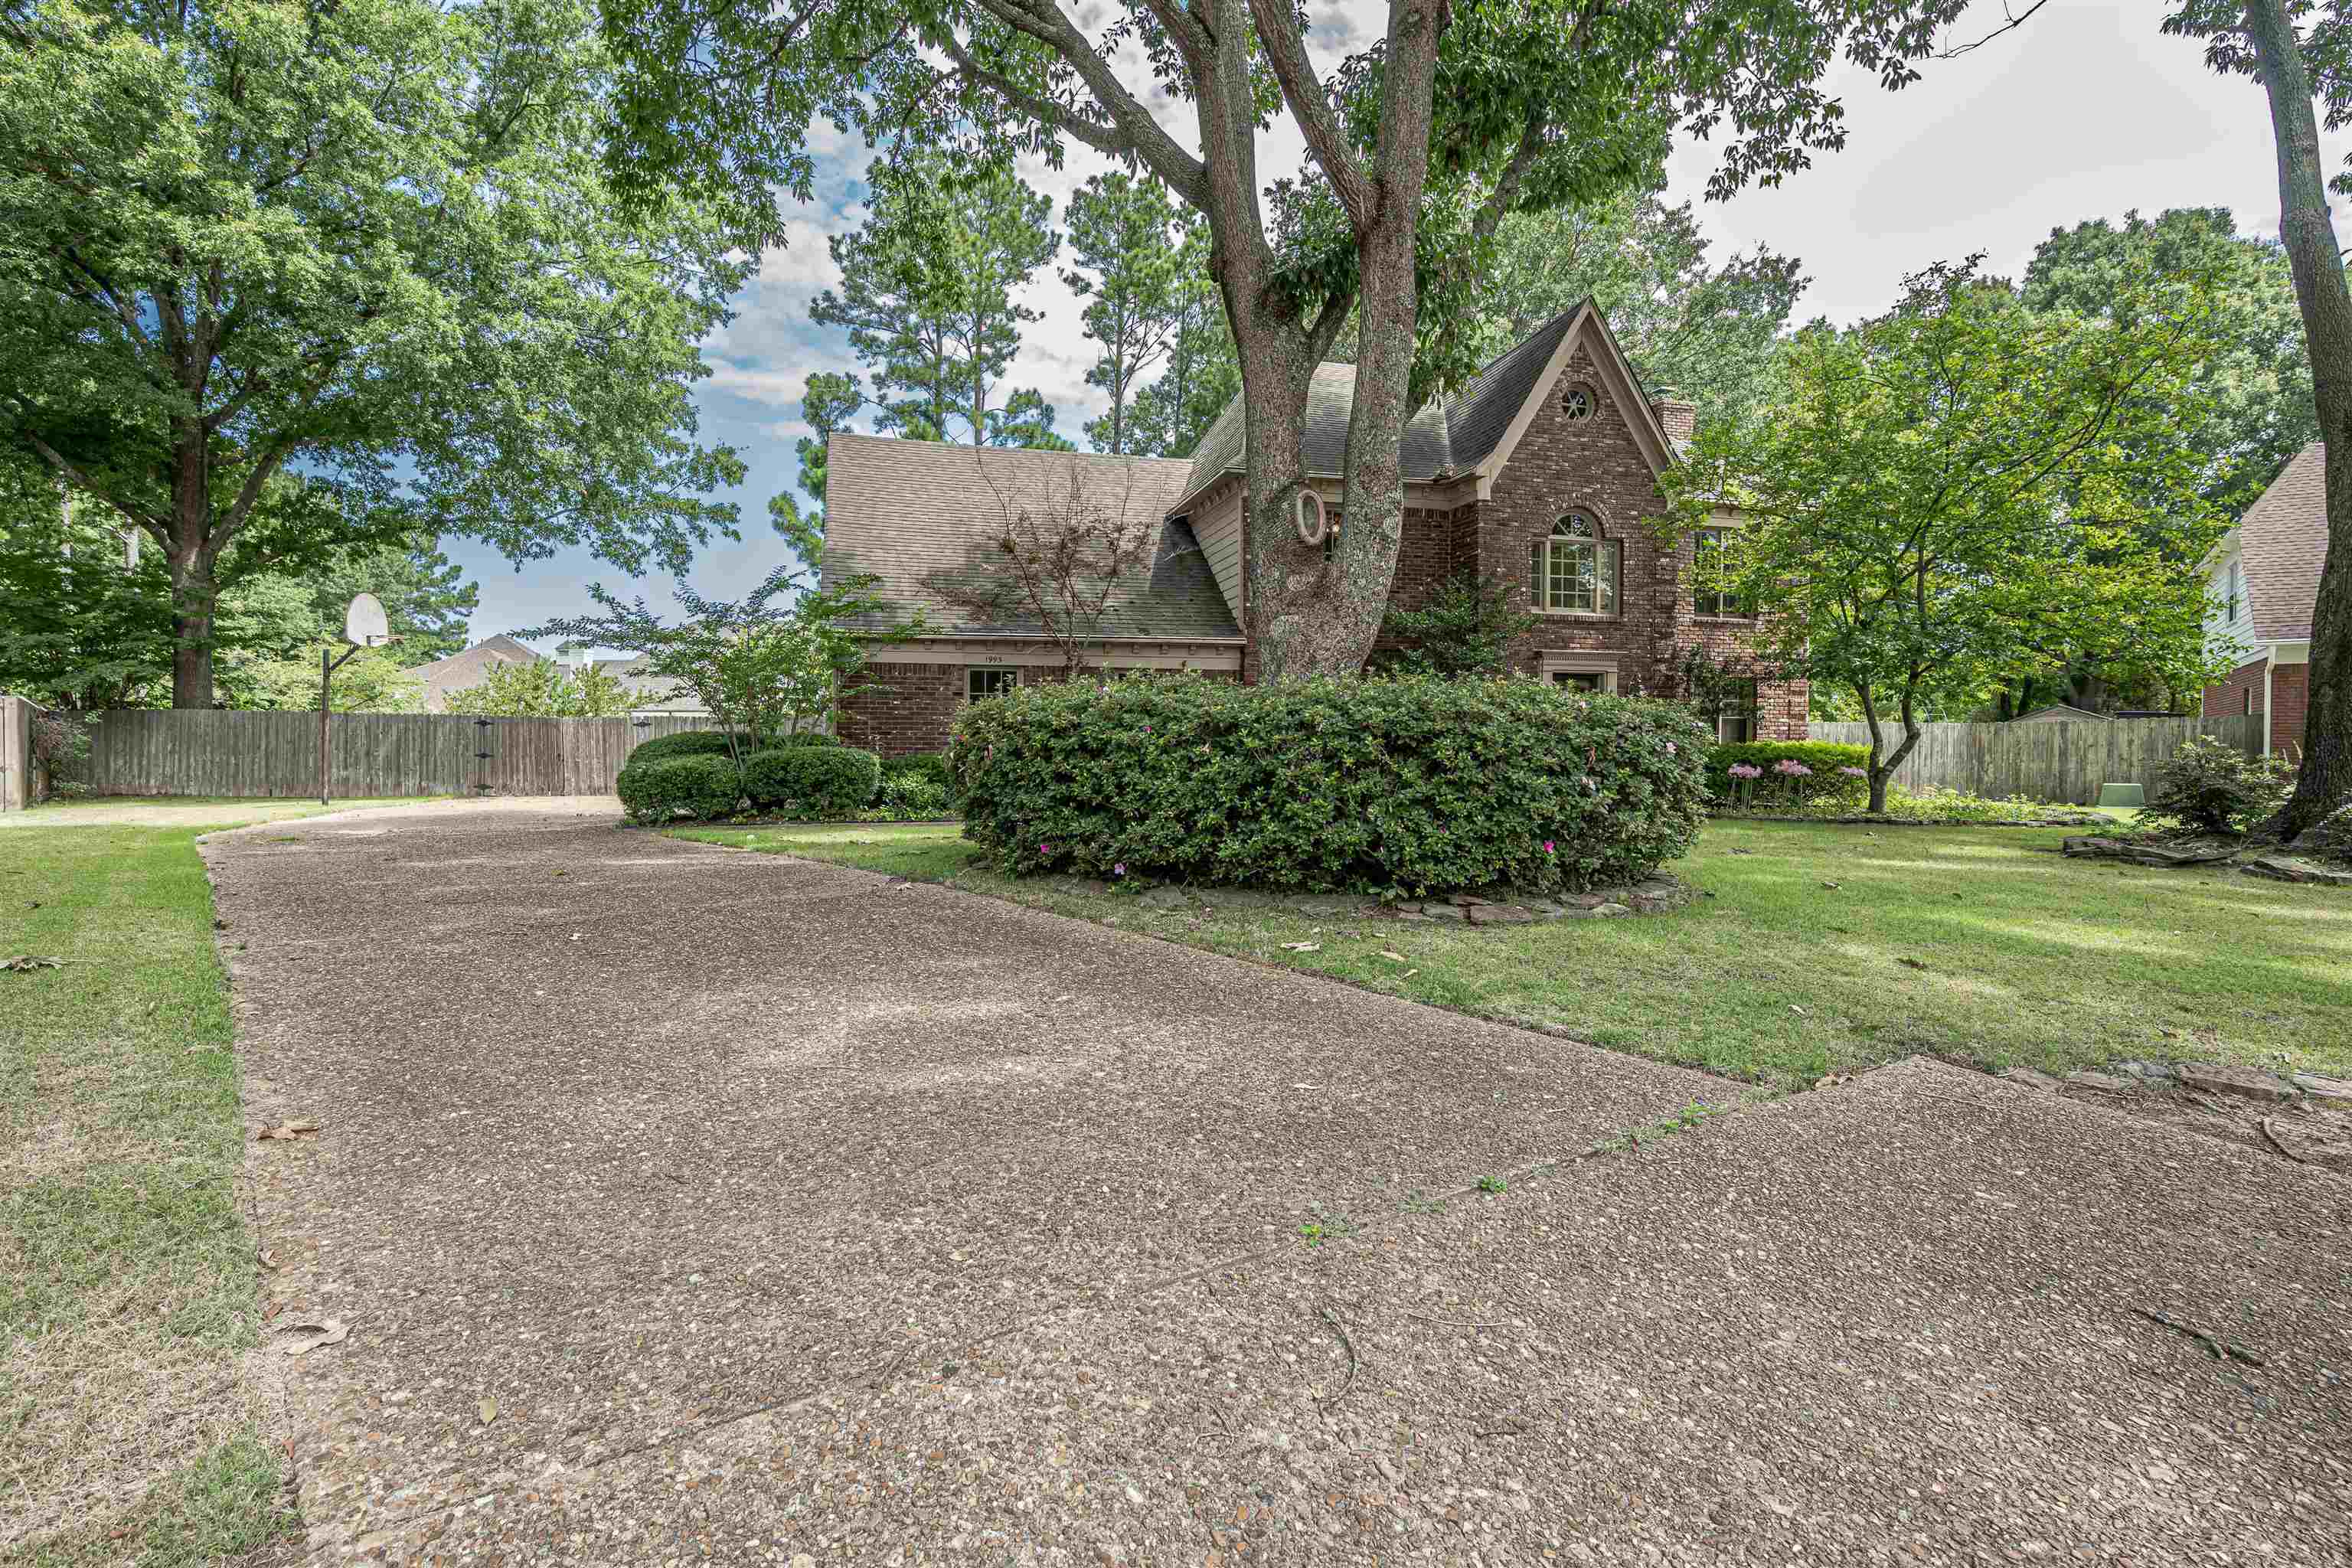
[[0, 695, 31, 812]]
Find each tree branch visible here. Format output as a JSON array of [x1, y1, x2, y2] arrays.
[[1244, 0, 1374, 231]]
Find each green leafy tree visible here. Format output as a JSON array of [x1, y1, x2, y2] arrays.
[[525, 564, 914, 751], [443, 658, 637, 717], [810, 151, 1064, 448], [600, 0, 1983, 683], [1473, 186, 1808, 428], [234, 642, 423, 713], [767, 371, 865, 566], [289, 540, 480, 665], [1374, 571, 1539, 677], [1128, 215, 1241, 459], [2164, 0, 2352, 839], [1661, 259, 2233, 813], [1062, 175, 1189, 454], [0, 0, 748, 710]]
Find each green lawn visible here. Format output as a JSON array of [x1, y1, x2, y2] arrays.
[[671, 818, 2352, 1090], [1, 821, 299, 1564]]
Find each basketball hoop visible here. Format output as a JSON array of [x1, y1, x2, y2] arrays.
[[318, 593, 402, 804], [1293, 488, 1328, 547]]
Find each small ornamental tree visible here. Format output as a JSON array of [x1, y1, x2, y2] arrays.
[[444, 658, 638, 718], [526, 564, 914, 755], [1660, 258, 2235, 813], [917, 460, 1177, 676]]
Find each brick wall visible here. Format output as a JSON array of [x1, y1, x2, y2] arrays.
[[2271, 663, 2308, 757], [838, 662, 965, 757], [2201, 658, 2265, 723], [1466, 351, 1806, 738]]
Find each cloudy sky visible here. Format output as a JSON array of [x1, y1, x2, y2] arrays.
[[444, 0, 2348, 653]]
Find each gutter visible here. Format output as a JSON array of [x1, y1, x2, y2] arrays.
[[2264, 646, 2275, 756]]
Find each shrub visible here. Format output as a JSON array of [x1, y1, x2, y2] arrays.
[[881, 750, 958, 801], [1704, 740, 1871, 807], [616, 753, 742, 824], [625, 729, 739, 768], [742, 744, 882, 818], [953, 674, 1713, 893], [874, 771, 951, 818], [2141, 737, 2295, 835], [769, 730, 841, 748]]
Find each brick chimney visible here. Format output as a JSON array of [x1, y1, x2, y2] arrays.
[[1649, 397, 1697, 444]]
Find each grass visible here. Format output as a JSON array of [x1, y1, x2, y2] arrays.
[[669, 818, 2352, 1090], [1, 815, 302, 1563], [2, 795, 434, 829]]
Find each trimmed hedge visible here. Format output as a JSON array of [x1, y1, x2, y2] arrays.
[[617, 753, 742, 824], [769, 730, 841, 748], [626, 730, 737, 768], [953, 675, 1712, 893], [1704, 740, 1870, 806], [871, 771, 952, 818], [743, 744, 882, 818]]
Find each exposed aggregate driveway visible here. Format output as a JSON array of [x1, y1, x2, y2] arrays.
[[201, 802, 2352, 1565]]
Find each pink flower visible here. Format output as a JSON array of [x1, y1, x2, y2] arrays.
[[1544, 841, 1556, 854], [1664, 741, 1677, 754], [1113, 862, 1126, 876], [1839, 766, 1867, 778], [1728, 763, 1762, 779], [1774, 760, 1812, 776], [1039, 842, 1052, 854]]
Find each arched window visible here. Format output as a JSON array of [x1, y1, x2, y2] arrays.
[[1532, 512, 1619, 615], [1560, 384, 1596, 421]]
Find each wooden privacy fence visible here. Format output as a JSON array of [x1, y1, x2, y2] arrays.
[[1810, 714, 2264, 805], [83, 710, 757, 799]]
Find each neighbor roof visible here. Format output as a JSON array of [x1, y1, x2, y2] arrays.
[[819, 436, 1241, 641], [587, 658, 707, 714], [1171, 302, 1662, 512], [410, 635, 539, 713], [2231, 442, 2326, 642]]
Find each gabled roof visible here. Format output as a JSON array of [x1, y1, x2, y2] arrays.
[[410, 635, 540, 713], [2013, 704, 2109, 723], [1170, 301, 1677, 513], [2230, 442, 2326, 642], [819, 436, 1241, 641]]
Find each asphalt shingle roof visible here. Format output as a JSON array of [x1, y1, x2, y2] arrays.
[[1174, 306, 1589, 508], [2233, 442, 2326, 641], [820, 436, 1240, 641]]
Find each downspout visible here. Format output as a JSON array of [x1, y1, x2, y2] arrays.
[[2263, 647, 2276, 756]]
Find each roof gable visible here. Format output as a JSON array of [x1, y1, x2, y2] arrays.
[[2231, 441, 2325, 642], [1169, 301, 1677, 512], [819, 435, 1240, 641]]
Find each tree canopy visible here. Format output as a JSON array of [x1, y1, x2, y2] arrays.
[[1062, 174, 1191, 454], [1661, 259, 2233, 811], [599, 0, 1983, 681], [0, 0, 747, 707]]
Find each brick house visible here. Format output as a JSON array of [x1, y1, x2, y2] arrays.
[[823, 301, 1806, 756], [2201, 443, 2323, 756]]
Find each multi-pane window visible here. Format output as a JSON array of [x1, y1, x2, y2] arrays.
[[967, 667, 1020, 702], [1694, 527, 1749, 617], [1715, 678, 1759, 743], [1531, 513, 1619, 615], [1560, 384, 1595, 421], [1552, 671, 1606, 693]]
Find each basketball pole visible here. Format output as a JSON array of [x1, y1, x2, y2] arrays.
[[318, 645, 364, 805]]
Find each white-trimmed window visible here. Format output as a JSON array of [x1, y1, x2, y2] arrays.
[[1532, 513, 1619, 615], [967, 667, 1020, 702]]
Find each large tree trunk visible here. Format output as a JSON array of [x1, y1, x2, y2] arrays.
[[2246, 0, 2352, 838], [168, 439, 217, 709]]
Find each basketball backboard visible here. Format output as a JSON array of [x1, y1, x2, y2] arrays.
[[344, 593, 390, 648]]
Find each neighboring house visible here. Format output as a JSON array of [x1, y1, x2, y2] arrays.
[[2201, 442, 2324, 756], [2011, 704, 2109, 724], [409, 635, 539, 713], [410, 639, 713, 720], [819, 300, 1807, 757], [587, 658, 711, 720]]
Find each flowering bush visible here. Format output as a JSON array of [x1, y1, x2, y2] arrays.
[[1705, 741, 1870, 807], [953, 674, 1712, 893]]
